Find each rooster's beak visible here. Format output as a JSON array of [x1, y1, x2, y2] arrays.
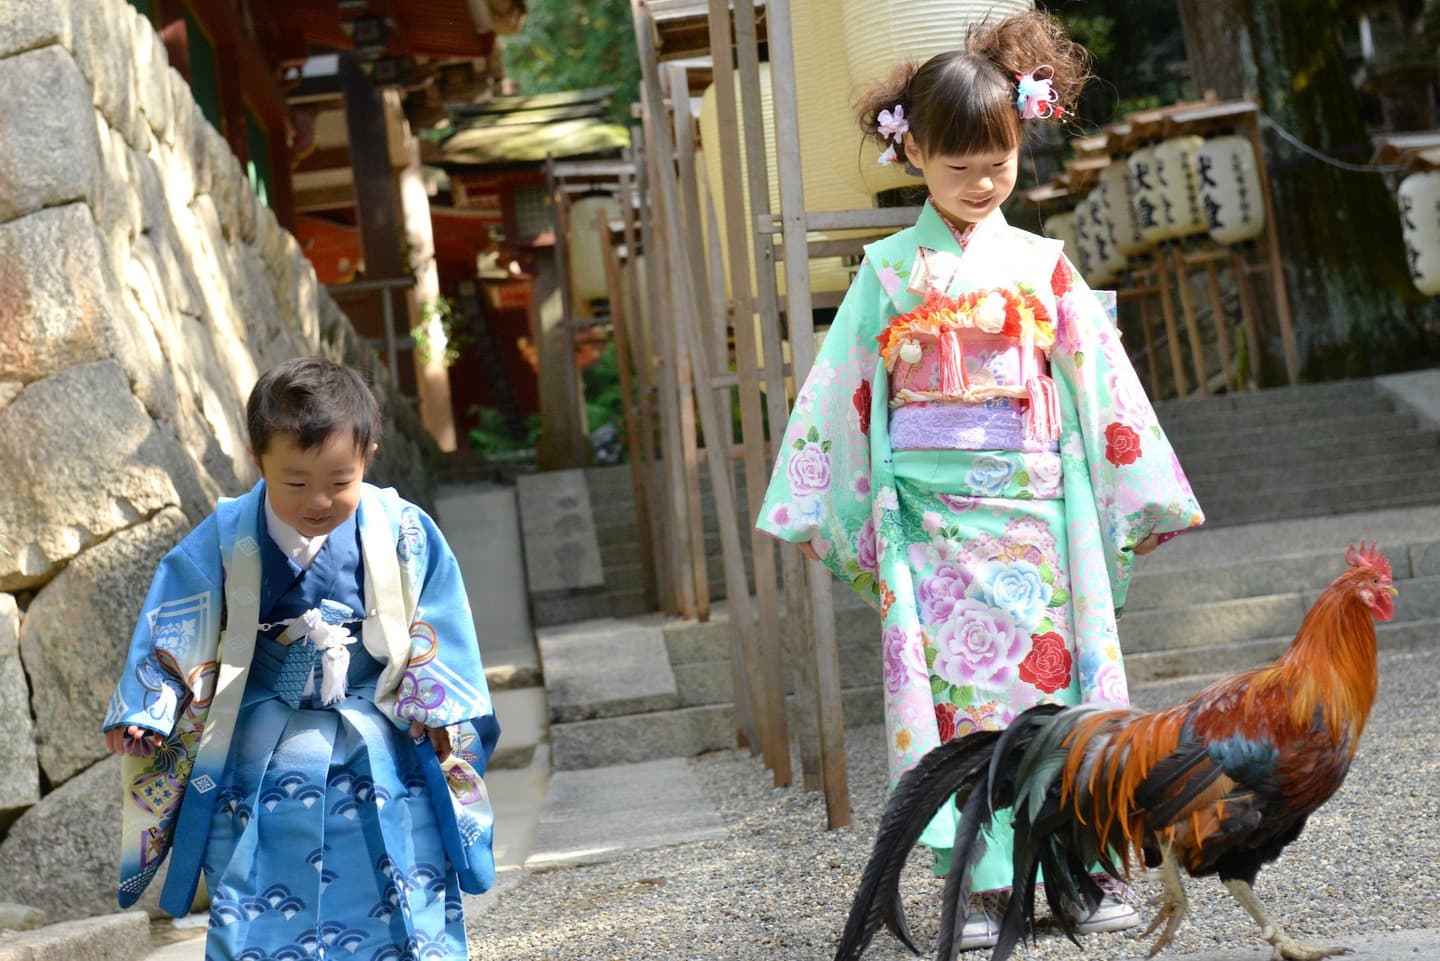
[[1386, 585, 1399, 598]]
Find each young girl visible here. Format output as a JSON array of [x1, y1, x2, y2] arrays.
[[757, 12, 1203, 951], [104, 357, 499, 960]]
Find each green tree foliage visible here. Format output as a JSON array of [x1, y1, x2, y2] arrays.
[[1042, 0, 1189, 124], [501, 0, 640, 124]]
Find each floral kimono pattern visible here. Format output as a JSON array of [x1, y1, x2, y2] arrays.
[[757, 205, 1202, 890]]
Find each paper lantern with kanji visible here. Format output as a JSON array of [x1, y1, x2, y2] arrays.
[[1398, 170, 1440, 296], [1195, 135, 1265, 245], [1083, 187, 1125, 286], [1128, 146, 1166, 245], [1100, 158, 1147, 256], [1152, 135, 1207, 240], [837, 0, 1033, 196], [1042, 210, 1079, 265]]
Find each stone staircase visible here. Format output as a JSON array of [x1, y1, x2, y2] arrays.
[[1156, 378, 1440, 526], [537, 374, 1440, 770]]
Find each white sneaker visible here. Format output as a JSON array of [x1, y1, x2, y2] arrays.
[[1069, 893, 1140, 934], [957, 908, 1000, 951]]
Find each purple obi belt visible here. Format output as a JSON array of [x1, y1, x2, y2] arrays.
[[888, 400, 1060, 453]]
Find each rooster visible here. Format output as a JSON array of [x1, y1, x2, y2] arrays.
[[836, 543, 1398, 961]]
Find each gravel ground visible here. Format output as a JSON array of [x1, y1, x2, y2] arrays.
[[466, 646, 1440, 960]]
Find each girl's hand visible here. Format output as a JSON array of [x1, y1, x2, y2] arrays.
[[409, 721, 453, 762], [105, 725, 164, 757], [796, 541, 822, 562], [1132, 533, 1162, 556]]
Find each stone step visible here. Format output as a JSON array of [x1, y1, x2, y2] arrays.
[[1171, 426, 1440, 479], [548, 683, 883, 769], [1124, 616, 1440, 684], [1198, 470, 1440, 527], [1167, 410, 1418, 465], [1153, 378, 1382, 420], [1157, 392, 1394, 437], [1185, 447, 1440, 502], [1120, 572, 1440, 654], [1125, 537, 1440, 611]]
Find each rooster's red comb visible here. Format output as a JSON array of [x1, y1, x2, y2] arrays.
[[1345, 541, 1391, 578]]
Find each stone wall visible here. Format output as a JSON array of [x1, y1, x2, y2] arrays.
[[0, 0, 438, 921]]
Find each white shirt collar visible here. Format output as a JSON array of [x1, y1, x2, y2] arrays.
[[264, 494, 328, 570]]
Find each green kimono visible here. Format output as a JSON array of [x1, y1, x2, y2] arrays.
[[756, 205, 1203, 890]]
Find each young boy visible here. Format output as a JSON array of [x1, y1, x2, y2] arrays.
[[104, 357, 499, 959]]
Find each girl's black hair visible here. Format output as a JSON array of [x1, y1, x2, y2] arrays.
[[246, 356, 381, 459], [856, 11, 1090, 164]]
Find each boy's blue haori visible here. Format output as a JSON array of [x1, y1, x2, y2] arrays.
[[104, 481, 498, 959]]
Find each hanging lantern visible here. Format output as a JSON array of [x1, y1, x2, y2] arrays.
[[1042, 209, 1079, 265], [1070, 190, 1095, 278], [1151, 135, 1207, 240], [1128, 146, 1166, 245], [1398, 171, 1440, 296], [699, 63, 855, 298], [1085, 185, 1127, 285], [837, 0, 1034, 196], [569, 195, 622, 301], [1099, 159, 1147, 256], [1195, 135, 1265, 245]]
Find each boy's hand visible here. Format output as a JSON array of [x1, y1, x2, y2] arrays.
[[105, 725, 164, 756], [409, 721, 453, 762]]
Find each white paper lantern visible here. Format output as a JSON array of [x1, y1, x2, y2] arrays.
[[1042, 210, 1079, 265], [1398, 171, 1440, 296], [1070, 190, 1095, 278], [1085, 185, 1127, 284], [1128, 146, 1166, 245], [838, 0, 1033, 196], [700, 63, 855, 297], [1152, 135, 1207, 240], [569, 195, 622, 301], [1099, 159, 1147, 256], [1195, 135, 1265, 245]]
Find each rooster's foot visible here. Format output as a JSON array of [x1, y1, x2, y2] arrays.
[[1142, 845, 1188, 957], [1264, 929, 1352, 961]]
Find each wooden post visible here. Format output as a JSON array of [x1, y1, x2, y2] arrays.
[[1245, 109, 1299, 385], [641, 131, 699, 619], [1202, 256, 1234, 390], [634, 0, 765, 756], [622, 159, 666, 608], [707, 0, 790, 781], [1170, 246, 1210, 396], [764, 0, 850, 829], [598, 207, 657, 613], [1136, 278, 1162, 398], [1154, 244, 1189, 398], [1231, 248, 1264, 391]]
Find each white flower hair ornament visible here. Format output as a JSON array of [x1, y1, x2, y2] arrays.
[[876, 104, 909, 166], [1015, 65, 1062, 120]]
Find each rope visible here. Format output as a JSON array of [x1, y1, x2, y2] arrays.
[[1258, 111, 1408, 174]]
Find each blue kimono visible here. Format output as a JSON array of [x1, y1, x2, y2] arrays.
[[104, 482, 499, 961]]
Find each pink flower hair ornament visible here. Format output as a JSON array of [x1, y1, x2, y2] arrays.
[[876, 104, 908, 166], [1015, 65, 1062, 120]]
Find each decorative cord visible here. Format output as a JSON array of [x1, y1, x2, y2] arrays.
[[1258, 110, 1408, 174]]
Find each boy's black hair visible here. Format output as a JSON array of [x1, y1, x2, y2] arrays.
[[246, 357, 381, 459]]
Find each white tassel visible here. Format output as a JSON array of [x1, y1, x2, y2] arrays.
[[297, 607, 356, 706]]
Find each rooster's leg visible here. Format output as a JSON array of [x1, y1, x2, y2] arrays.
[[1221, 879, 1352, 961], [1142, 842, 1189, 957]]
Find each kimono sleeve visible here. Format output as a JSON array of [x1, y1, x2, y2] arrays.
[[102, 515, 222, 737], [393, 505, 500, 771], [1049, 261, 1205, 610], [755, 262, 889, 602]]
